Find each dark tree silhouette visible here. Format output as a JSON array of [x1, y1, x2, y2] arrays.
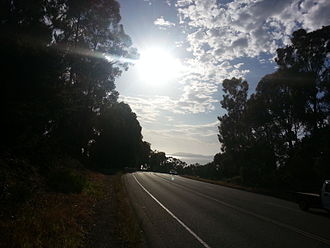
[[148, 151, 167, 172], [276, 26, 330, 133], [217, 78, 249, 178], [89, 102, 144, 170], [214, 26, 330, 189], [0, 0, 147, 207]]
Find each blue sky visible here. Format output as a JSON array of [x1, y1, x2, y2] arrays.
[[116, 0, 330, 164]]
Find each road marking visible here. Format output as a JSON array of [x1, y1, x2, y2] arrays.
[[132, 174, 212, 248], [154, 174, 330, 246]]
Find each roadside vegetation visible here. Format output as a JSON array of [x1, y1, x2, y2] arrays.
[[147, 26, 330, 196], [1, 0, 146, 247], [1, 168, 98, 248], [0, 169, 143, 248], [203, 26, 330, 193]]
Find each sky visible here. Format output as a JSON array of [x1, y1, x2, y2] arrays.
[[116, 0, 330, 165]]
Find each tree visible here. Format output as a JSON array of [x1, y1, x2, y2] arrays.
[[47, 0, 136, 158], [89, 102, 144, 170], [139, 141, 152, 169], [0, 0, 57, 153], [215, 26, 330, 188], [274, 26, 330, 189], [276, 26, 330, 132], [217, 78, 249, 177], [164, 157, 187, 174], [0, 0, 144, 174], [249, 70, 315, 164], [218, 78, 249, 153], [149, 151, 167, 172]]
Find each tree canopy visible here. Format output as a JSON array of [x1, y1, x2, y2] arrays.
[[1, 0, 146, 182], [214, 26, 330, 190]]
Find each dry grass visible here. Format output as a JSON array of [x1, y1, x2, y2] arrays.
[[114, 173, 144, 247], [182, 175, 295, 202], [0, 171, 144, 248], [0, 171, 104, 248], [182, 175, 255, 191]]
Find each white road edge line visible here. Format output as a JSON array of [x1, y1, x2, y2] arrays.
[[132, 174, 212, 248]]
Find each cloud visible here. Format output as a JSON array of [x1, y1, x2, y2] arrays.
[[176, 0, 330, 62], [170, 152, 213, 158], [142, 121, 220, 157], [119, 94, 221, 157], [300, 0, 330, 30], [119, 90, 217, 118], [170, 0, 329, 119], [165, 0, 172, 7], [143, 0, 152, 6], [119, 95, 183, 124], [154, 16, 176, 29]]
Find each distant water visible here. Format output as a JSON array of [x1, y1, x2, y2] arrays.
[[170, 155, 212, 165]]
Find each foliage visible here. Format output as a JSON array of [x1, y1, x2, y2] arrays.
[[0, 0, 147, 245], [214, 26, 330, 189], [47, 169, 87, 194], [0, 0, 147, 173], [148, 151, 167, 172], [0, 171, 106, 248], [89, 102, 145, 170]]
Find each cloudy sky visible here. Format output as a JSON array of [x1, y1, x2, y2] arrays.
[[116, 0, 330, 164]]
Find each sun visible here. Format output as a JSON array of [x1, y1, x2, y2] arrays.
[[136, 47, 182, 85]]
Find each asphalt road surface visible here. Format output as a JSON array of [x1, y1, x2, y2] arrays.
[[124, 172, 330, 248]]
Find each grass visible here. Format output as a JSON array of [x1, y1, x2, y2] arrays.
[[182, 175, 295, 202], [0, 169, 144, 248], [182, 175, 254, 191], [114, 173, 144, 247], [0, 170, 104, 248]]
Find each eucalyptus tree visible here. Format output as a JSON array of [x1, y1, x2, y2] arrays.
[[0, 0, 57, 152], [47, 0, 137, 157], [276, 26, 330, 132], [217, 78, 249, 177]]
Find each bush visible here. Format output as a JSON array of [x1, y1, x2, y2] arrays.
[[225, 175, 242, 185], [47, 169, 87, 194]]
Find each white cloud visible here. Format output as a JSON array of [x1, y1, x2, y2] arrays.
[[143, 121, 220, 156], [170, 0, 329, 120], [300, 0, 330, 30], [176, 0, 330, 63], [154, 16, 176, 29], [119, 95, 183, 124], [143, 0, 152, 6], [119, 94, 221, 156], [165, 0, 172, 7]]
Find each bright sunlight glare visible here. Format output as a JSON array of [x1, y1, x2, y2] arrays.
[[136, 47, 182, 85]]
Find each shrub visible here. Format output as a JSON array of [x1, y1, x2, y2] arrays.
[[47, 169, 87, 194]]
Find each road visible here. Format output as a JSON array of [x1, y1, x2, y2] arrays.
[[124, 172, 330, 248]]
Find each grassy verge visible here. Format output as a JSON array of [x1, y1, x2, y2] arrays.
[[113, 173, 144, 247], [182, 175, 295, 202], [182, 175, 254, 191], [0, 169, 145, 248], [0, 170, 103, 248]]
